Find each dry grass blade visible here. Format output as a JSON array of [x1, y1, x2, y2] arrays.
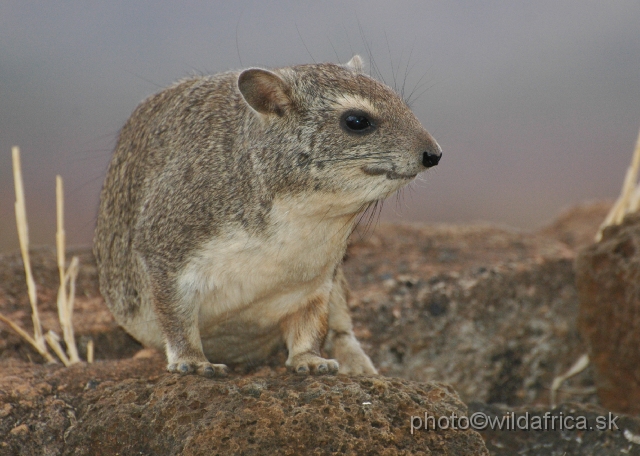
[[66, 256, 80, 320], [45, 330, 71, 367], [596, 125, 640, 241], [2, 147, 86, 366], [87, 338, 95, 364], [10, 146, 56, 363], [56, 175, 80, 364], [550, 353, 589, 407], [0, 312, 53, 360]]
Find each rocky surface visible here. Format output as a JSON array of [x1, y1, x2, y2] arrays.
[[2, 200, 640, 455], [576, 211, 640, 415], [538, 200, 614, 250], [470, 402, 640, 455], [345, 224, 585, 406], [0, 358, 487, 455]]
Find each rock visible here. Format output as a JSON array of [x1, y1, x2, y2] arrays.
[[0, 202, 624, 454], [576, 212, 640, 414], [352, 256, 590, 406], [538, 200, 612, 250], [345, 224, 593, 406], [0, 358, 488, 456], [470, 402, 640, 455]]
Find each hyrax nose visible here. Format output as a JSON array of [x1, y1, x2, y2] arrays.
[[422, 143, 442, 168]]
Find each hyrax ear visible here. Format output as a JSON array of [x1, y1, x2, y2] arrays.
[[345, 55, 364, 73], [238, 68, 291, 116]]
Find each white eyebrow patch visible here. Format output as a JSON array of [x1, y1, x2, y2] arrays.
[[332, 94, 378, 115]]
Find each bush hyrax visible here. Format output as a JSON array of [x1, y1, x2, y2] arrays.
[[94, 55, 442, 377]]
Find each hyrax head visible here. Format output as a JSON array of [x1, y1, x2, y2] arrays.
[[237, 55, 441, 204]]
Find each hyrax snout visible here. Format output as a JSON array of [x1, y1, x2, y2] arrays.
[[94, 55, 441, 377]]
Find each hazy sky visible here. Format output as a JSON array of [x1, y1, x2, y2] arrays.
[[1, 1, 640, 252]]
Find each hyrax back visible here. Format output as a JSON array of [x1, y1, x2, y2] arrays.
[[94, 56, 441, 377]]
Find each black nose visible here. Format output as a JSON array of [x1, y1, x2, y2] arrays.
[[422, 150, 442, 168]]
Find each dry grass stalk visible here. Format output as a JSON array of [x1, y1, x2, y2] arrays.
[[550, 353, 590, 407], [0, 313, 45, 354], [5, 146, 57, 363], [87, 339, 95, 364], [596, 126, 640, 241], [1, 147, 85, 366], [45, 330, 71, 366], [56, 175, 81, 364]]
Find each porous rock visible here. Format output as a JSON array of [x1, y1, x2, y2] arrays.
[[576, 212, 640, 414], [0, 358, 488, 456]]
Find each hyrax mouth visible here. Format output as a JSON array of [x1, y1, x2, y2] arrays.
[[361, 166, 418, 181]]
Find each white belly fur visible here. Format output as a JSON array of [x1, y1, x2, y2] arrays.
[[176, 192, 359, 363]]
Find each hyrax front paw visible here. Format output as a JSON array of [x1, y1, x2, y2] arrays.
[[167, 361, 229, 378], [286, 353, 339, 375]]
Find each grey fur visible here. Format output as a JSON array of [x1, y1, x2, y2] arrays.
[[94, 57, 441, 377]]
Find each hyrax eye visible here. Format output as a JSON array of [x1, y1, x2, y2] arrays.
[[345, 115, 370, 130], [341, 111, 374, 133]]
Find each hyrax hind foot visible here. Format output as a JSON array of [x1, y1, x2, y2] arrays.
[[331, 333, 378, 375], [167, 361, 229, 378], [286, 353, 339, 375]]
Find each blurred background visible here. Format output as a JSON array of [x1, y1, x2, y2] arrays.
[[1, 1, 639, 253]]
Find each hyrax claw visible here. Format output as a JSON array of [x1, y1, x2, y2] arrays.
[[167, 361, 228, 378], [288, 353, 339, 376]]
